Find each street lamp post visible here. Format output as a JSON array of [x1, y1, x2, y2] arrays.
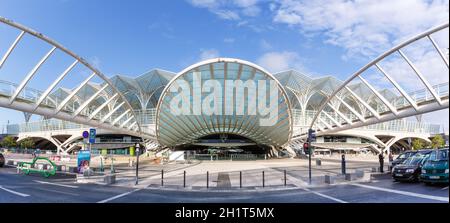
[[307, 129, 316, 185], [135, 143, 140, 185]]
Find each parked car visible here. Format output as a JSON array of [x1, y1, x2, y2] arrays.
[[420, 148, 449, 185], [391, 150, 418, 169], [0, 153, 5, 167], [392, 149, 432, 182]]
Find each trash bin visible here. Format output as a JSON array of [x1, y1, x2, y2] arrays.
[[316, 159, 322, 166]]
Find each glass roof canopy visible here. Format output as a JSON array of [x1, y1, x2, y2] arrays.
[[155, 58, 293, 147]]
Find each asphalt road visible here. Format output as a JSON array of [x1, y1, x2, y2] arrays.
[[0, 166, 448, 203]]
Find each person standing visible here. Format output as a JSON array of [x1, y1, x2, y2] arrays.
[[379, 153, 385, 173], [388, 153, 394, 172]]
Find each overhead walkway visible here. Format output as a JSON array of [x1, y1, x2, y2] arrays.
[[0, 17, 151, 139], [306, 23, 449, 137]]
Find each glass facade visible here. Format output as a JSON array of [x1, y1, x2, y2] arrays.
[[156, 59, 293, 147]]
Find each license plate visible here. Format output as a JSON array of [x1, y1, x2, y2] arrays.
[[395, 174, 403, 177], [429, 176, 440, 179]]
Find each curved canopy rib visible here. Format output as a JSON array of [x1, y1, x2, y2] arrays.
[[155, 58, 293, 147], [0, 16, 147, 138], [309, 23, 449, 135]]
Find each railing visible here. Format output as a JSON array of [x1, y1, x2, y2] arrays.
[[0, 80, 70, 111], [393, 82, 449, 109], [291, 109, 441, 134], [6, 106, 441, 135]]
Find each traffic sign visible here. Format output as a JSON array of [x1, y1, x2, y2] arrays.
[[308, 129, 316, 142], [89, 128, 96, 144], [82, 131, 89, 138], [303, 142, 309, 154]]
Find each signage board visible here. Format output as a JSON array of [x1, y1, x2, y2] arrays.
[[77, 150, 91, 174], [89, 128, 96, 144]]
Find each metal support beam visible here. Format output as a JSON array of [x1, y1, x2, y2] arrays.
[[112, 109, 131, 126], [374, 63, 419, 111], [128, 121, 137, 130], [33, 60, 78, 111], [328, 103, 352, 125], [88, 93, 118, 120], [398, 50, 443, 105], [322, 111, 342, 127], [120, 116, 134, 128], [9, 46, 57, 104], [427, 35, 449, 68], [358, 76, 398, 115], [0, 31, 25, 69], [345, 86, 381, 120], [318, 117, 332, 129], [100, 101, 125, 123], [336, 95, 366, 122], [72, 84, 108, 117], [55, 72, 96, 114]]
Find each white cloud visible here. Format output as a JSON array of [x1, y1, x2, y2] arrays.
[[233, 0, 258, 7], [186, 0, 261, 21], [188, 0, 218, 8], [257, 51, 307, 73], [199, 48, 220, 61], [273, 0, 449, 59], [260, 39, 272, 51], [214, 10, 241, 20], [224, 38, 235, 43]]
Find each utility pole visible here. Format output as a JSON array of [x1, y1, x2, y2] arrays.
[[135, 143, 140, 185], [307, 129, 316, 185]]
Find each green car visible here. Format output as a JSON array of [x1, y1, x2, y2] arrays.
[[420, 148, 449, 185]]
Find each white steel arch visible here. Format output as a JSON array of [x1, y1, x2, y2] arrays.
[[308, 23, 449, 136], [155, 58, 294, 147], [0, 17, 149, 138]]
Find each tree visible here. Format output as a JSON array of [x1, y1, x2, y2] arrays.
[[1, 136, 17, 148], [431, 135, 445, 149], [19, 138, 35, 149], [412, 139, 425, 150]]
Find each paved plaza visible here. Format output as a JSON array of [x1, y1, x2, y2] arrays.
[[1, 158, 448, 203]]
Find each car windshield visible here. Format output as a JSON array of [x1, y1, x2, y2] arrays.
[[402, 152, 429, 165], [427, 149, 449, 162], [398, 152, 412, 159], [398, 153, 407, 159]]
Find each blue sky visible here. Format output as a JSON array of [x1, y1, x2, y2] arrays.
[[0, 0, 449, 131]]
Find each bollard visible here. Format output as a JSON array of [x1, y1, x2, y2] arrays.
[[161, 169, 164, 186], [206, 171, 209, 188], [284, 170, 287, 186], [239, 171, 242, 188], [316, 159, 322, 166], [324, 175, 335, 184], [341, 154, 346, 175], [262, 171, 265, 188], [183, 170, 186, 188]]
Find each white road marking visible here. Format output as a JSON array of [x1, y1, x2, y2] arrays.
[[302, 187, 348, 203], [352, 183, 449, 202], [33, 187, 79, 196], [34, 180, 79, 188], [441, 186, 449, 190], [97, 188, 142, 203], [0, 186, 30, 197], [266, 168, 348, 203]]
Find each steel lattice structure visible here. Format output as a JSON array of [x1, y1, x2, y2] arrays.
[[307, 23, 449, 137], [0, 17, 148, 139], [1, 16, 448, 151]]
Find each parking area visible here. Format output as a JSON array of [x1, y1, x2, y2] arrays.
[[0, 159, 448, 203]]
